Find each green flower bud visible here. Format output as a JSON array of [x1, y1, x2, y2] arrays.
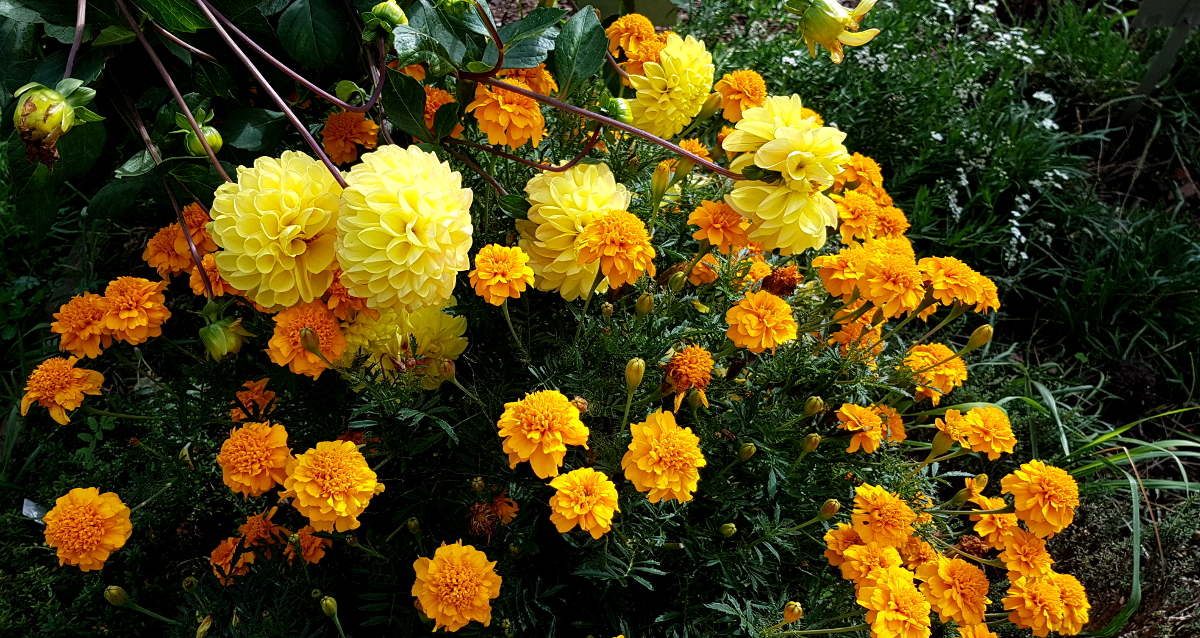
[[650, 162, 672, 204], [371, 0, 409, 28], [625, 358, 645, 392], [437, 0, 472, 17], [198, 317, 254, 362], [719, 523, 737, 537], [738, 442, 757, 460], [298, 326, 322, 356], [803, 396, 824, 417], [635, 292, 655, 317], [182, 577, 198, 592], [320, 596, 338, 618], [697, 92, 722, 121], [185, 126, 223, 157], [607, 97, 634, 125], [103, 586, 130, 607], [471, 476, 485, 492], [964, 324, 993, 353], [802, 433, 821, 454], [819, 498, 840, 520], [668, 271, 687, 292], [13, 85, 74, 168], [406, 517, 420, 534]]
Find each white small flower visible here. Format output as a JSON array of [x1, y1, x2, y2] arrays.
[[1038, 118, 1059, 130], [1032, 91, 1055, 104], [931, 132, 944, 141]]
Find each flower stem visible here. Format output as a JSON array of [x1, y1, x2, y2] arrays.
[[162, 176, 213, 300], [149, 22, 218, 62], [776, 622, 870, 635], [127, 602, 182, 625], [444, 147, 508, 196], [63, 0, 87, 80], [573, 271, 605, 344], [501, 299, 532, 361], [908, 300, 970, 351], [747, 514, 822, 548], [82, 406, 162, 421], [684, 240, 713, 279], [130, 482, 174, 513], [620, 388, 635, 430]]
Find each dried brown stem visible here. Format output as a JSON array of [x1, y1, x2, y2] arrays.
[[458, 1, 506, 81], [162, 177, 214, 300], [63, 0, 87, 79], [112, 81, 163, 164], [605, 50, 630, 81]]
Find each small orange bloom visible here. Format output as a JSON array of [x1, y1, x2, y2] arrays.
[[239, 506, 288, 553], [466, 78, 546, 149], [51, 293, 112, 358], [576, 210, 656, 287], [494, 490, 519, 524], [210, 537, 255, 585], [469, 244, 535, 305], [179, 202, 218, 255], [714, 70, 767, 122], [21, 356, 104, 425], [423, 86, 464, 138], [498, 64, 558, 95], [103, 277, 171, 345], [606, 13, 656, 57], [217, 421, 290, 497], [836, 403, 884, 453], [725, 290, 797, 353], [322, 110, 379, 165], [324, 268, 376, 321], [143, 223, 193, 278], [398, 63, 426, 81], [688, 253, 720, 285], [266, 301, 347, 379], [189, 253, 242, 297], [285, 524, 333, 565], [689, 200, 749, 253], [230, 377, 276, 422], [663, 345, 714, 411], [43, 487, 132, 571]]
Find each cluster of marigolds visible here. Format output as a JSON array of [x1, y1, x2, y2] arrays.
[[21, 8, 1090, 637]]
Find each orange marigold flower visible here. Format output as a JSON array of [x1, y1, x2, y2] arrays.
[[143, 223, 192, 278], [179, 202, 218, 255], [398, 63, 426, 81], [412, 541, 503, 632], [918, 256, 983, 308], [975, 275, 1001, 313], [689, 200, 749, 253], [904, 343, 967, 406], [21, 356, 103, 425], [832, 189, 881, 243], [217, 421, 290, 497], [970, 494, 1020, 550], [900, 536, 940, 570], [861, 251, 925, 318], [549, 467, 620, 539], [210, 536, 255, 585], [823, 522, 863, 566], [917, 554, 992, 626], [266, 301, 347, 379], [875, 206, 910, 238], [839, 542, 903, 590], [322, 110, 379, 165], [962, 406, 1017, 460], [497, 390, 589, 479], [857, 566, 932, 638], [714, 70, 767, 122], [1000, 528, 1055, 581], [760, 264, 801, 297], [801, 106, 824, 126], [875, 404, 906, 443], [622, 409, 706, 503], [230, 377, 276, 422], [576, 210, 656, 288], [725, 290, 798, 353], [935, 408, 970, 447], [42, 487, 132, 571], [851, 483, 917, 548], [494, 490, 519, 524], [1001, 460, 1079, 538], [664, 345, 713, 411], [283, 440, 385, 532], [834, 153, 885, 192], [958, 625, 1000, 638], [606, 13, 657, 57], [717, 126, 737, 161], [813, 244, 869, 300], [1050, 572, 1090, 635], [285, 524, 332, 565], [836, 403, 884, 454], [689, 253, 720, 285], [469, 244, 535, 305], [423, 86, 464, 138], [103, 276, 171, 345], [324, 268, 376, 321], [663, 138, 712, 174], [189, 253, 242, 297], [1003, 576, 1064, 637], [239, 506, 287, 554], [829, 318, 883, 367], [498, 64, 558, 95], [51, 293, 112, 358], [467, 78, 546, 149]]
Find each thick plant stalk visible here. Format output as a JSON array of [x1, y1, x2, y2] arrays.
[[444, 147, 509, 196], [63, 0, 87, 79], [162, 177, 214, 299], [445, 123, 603, 173], [149, 22, 218, 62]]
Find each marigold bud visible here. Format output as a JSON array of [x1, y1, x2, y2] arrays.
[[819, 498, 840, 520], [570, 395, 589, 413], [719, 523, 737, 537], [182, 577, 198, 592], [197, 614, 214, 637], [783, 601, 804, 624], [625, 358, 646, 392], [687, 390, 704, 410], [697, 92, 723, 121], [635, 292, 654, 317], [298, 326, 321, 356], [803, 396, 824, 417], [601, 302, 614, 317], [103, 586, 130, 607], [650, 162, 672, 203], [508, 543, 520, 556], [406, 517, 420, 534], [964, 324, 993, 352], [738, 442, 757, 460], [870, 308, 885, 326], [691, 299, 710, 313], [198, 317, 254, 362], [345, 534, 359, 547], [311, 589, 323, 599], [470, 476, 485, 492], [438, 359, 456, 380], [667, 270, 687, 292], [930, 430, 954, 458], [320, 596, 338, 618], [973, 473, 988, 491], [802, 433, 821, 453]]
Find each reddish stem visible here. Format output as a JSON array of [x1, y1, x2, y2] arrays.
[[63, 0, 87, 79], [112, 81, 163, 164], [445, 122, 603, 173], [605, 50, 630, 81], [150, 22, 218, 62], [444, 147, 508, 197], [162, 176, 214, 300], [458, 1, 505, 81], [172, 177, 211, 210]]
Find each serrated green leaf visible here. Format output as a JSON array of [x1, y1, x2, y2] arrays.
[[0, 0, 41, 22], [278, 0, 346, 68], [140, 0, 210, 32], [381, 67, 429, 142], [257, 0, 290, 15], [553, 6, 606, 97], [221, 108, 286, 152], [392, 25, 457, 78], [116, 150, 158, 178], [91, 25, 136, 47], [499, 7, 566, 47]]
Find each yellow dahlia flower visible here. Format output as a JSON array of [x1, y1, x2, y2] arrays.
[[1003, 576, 1064, 637], [851, 484, 916, 548], [412, 541, 502, 632], [622, 409, 706, 503], [628, 34, 714, 139], [795, 0, 881, 64], [549, 467, 620, 539], [337, 144, 473, 311], [497, 390, 589, 478], [856, 565, 932, 638], [283, 440, 385, 532], [43, 487, 132, 571], [916, 555, 992, 626], [575, 210, 656, 288], [217, 421, 290, 497], [725, 290, 798, 353], [21, 356, 103, 425], [470, 244, 535, 305], [208, 151, 342, 309], [1001, 460, 1079, 538], [518, 163, 630, 301], [340, 298, 467, 388]]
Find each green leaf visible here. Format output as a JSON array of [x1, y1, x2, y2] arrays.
[[43, 22, 93, 44], [194, 61, 237, 100], [0, 0, 41, 22], [140, 0, 210, 32], [1078, 469, 1142, 636], [405, 0, 479, 66], [257, 0, 290, 15], [116, 150, 158, 178], [54, 78, 83, 97], [221, 108, 286, 152], [65, 86, 95, 108], [498, 195, 530, 220], [485, 29, 556, 69], [89, 177, 146, 220], [381, 67, 429, 142], [336, 80, 365, 103], [32, 49, 104, 86], [553, 5, 606, 97], [278, 0, 346, 68], [392, 25, 457, 78], [465, 61, 492, 73], [498, 7, 566, 47], [431, 100, 461, 140], [73, 106, 104, 123], [92, 25, 136, 47], [1032, 381, 1071, 457]]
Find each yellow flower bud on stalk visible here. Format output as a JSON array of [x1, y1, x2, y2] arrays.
[[635, 292, 655, 317], [738, 442, 757, 460], [803, 396, 825, 417], [104, 586, 130, 607], [601, 302, 614, 317], [819, 498, 840, 520], [697, 92, 723, 121], [719, 523, 737, 537], [783, 601, 804, 624], [650, 162, 672, 209], [668, 271, 687, 292], [963, 324, 994, 353], [625, 358, 646, 392]]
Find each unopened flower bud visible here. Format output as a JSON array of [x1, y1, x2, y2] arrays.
[[345, 534, 358, 547], [601, 302, 614, 317], [625, 358, 645, 392], [182, 577, 198, 592], [687, 390, 704, 410], [635, 292, 654, 317], [298, 326, 321, 356], [438, 359, 456, 380], [650, 162, 672, 203], [973, 473, 988, 491], [783, 601, 804, 624], [103, 586, 130, 607], [870, 308, 885, 326], [406, 517, 420, 534], [964, 324, 993, 353], [819, 499, 840, 520], [185, 126, 223, 157], [719, 523, 737, 537], [803, 396, 825, 417], [198, 317, 254, 362], [570, 395, 589, 413], [371, 0, 408, 28], [471, 476, 485, 492], [607, 97, 634, 125], [930, 430, 954, 458], [738, 442, 757, 460], [508, 543, 520, 556], [437, 0, 472, 17], [320, 596, 338, 618], [311, 589, 323, 599], [697, 92, 723, 121], [802, 433, 821, 454], [668, 271, 687, 292], [13, 85, 74, 168]]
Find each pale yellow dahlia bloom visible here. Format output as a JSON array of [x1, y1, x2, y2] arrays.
[[796, 0, 880, 64], [337, 145, 474, 311], [341, 297, 467, 389], [628, 34, 714, 139], [517, 163, 631, 301], [208, 151, 342, 309]]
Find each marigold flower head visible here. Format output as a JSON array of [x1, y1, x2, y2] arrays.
[[875, 404, 906, 443], [862, 251, 925, 318], [621, 31, 669, 78], [714, 70, 767, 122], [467, 79, 546, 149], [285, 524, 332, 565], [267, 301, 347, 379], [917, 555, 992, 626], [1050, 572, 1090, 635], [238, 506, 287, 552], [549, 467, 620, 539], [828, 317, 883, 367], [958, 625, 1000, 638], [851, 484, 917, 548], [230, 377, 275, 422], [283, 440, 385, 532], [832, 190, 881, 243], [935, 409, 970, 447], [900, 536, 940, 570], [575, 210, 656, 288], [606, 13, 656, 57], [628, 34, 714, 139], [664, 138, 712, 173], [1003, 576, 1064, 637], [103, 277, 171, 345], [494, 490, 519, 524], [323, 268, 375, 321], [689, 253, 720, 286], [52, 293, 111, 358], [761, 264, 801, 297], [813, 244, 869, 300], [918, 256, 984, 308], [961, 406, 1017, 460], [1001, 460, 1079, 538], [179, 202, 218, 254], [322, 110, 379, 165], [834, 153, 884, 192], [518, 163, 630, 300], [21, 356, 103, 425], [836, 403, 884, 453], [43, 487, 132, 571], [970, 495, 1020, 549], [975, 275, 1001, 313], [904, 343, 967, 406], [797, 0, 881, 64], [498, 64, 558, 95], [217, 421, 290, 497], [839, 542, 903, 589], [412, 541, 502, 632], [725, 290, 798, 353], [338, 144, 473, 311], [664, 345, 713, 411], [622, 409, 706, 503], [857, 566, 932, 638], [689, 200, 750, 254], [143, 223, 193, 278], [189, 254, 241, 297], [823, 522, 863, 566], [470, 244, 535, 305], [1000, 528, 1054, 581], [498, 390, 589, 478], [423, 86, 463, 138], [209, 151, 342, 309], [210, 536, 254, 585]]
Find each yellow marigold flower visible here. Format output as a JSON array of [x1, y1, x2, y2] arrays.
[[839, 542, 903, 590], [904, 343, 967, 406], [494, 491, 519, 524], [1001, 460, 1079, 538], [875, 205, 911, 238], [576, 210, 656, 288], [238, 506, 287, 552], [797, 0, 881, 64], [189, 254, 241, 297], [209, 151, 342, 309], [21, 356, 103, 425], [875, 404, 905, 443], [622, 409, 706, 503], [498, 64, 558, 95], [230, 377, 275, 422], [398, 63, 425, 80], [861, 251, 925, 318], [999, 528, 1054, 581], [1049, 572, 1090, 635], [412, 541, 502, 632], [470, 244, 535, 305], [338, 144, 473, 311], [497, 390, 589, 479], [467, 78, 546, 149], [916, 555, 992, 626], [725, 290, 797, 353], [51, 293, 111, 358], [284, 440, 385, 532], [813, 244, 868, 300], [689, 253, 720, 285], [1003, 576, 1064, 637], [974, 275, 1001, 313], [266, 301, 347, 379], [834, 152, 884, 192], [606, 13, 656, 57], [935, 409, 970, 447], [285, 524, 332, 565], [423, 86, 463, 138], [179, 202, 218, 255], [143, 223, 192, 278], [664, 345, 713, 411], [900, 536, 940, 570], [851, 484, 916, 548], [322, 110, 379, 165], [518, 163, 629, 300], [961, 406, 1016, 460], [217, 421, 290, 497], [918, 256, 983, 308], [324, 268, 376, 321], [549, 467, 620, 539], [832, 189, 881, 243], [628, 34, 714, 139], [210, 536, 254, 585], [958, 624, 1000, 638], [857, 565, 932, 638], [714, 70, 767, 122], [823, 522, 863, 566], [970, 494, 1020, 550], [689, 200, 749, 253], [42, 487, 132, 571], [103, 276, 171, 345], [738, 258, 772, 289], [836, 403, 884, 453]]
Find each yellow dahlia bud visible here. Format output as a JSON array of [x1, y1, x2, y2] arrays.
[[803, 396, 825, 416], [738, 442, 757, 460], [606, 97, 634, 125], [371, 0, 408, 28], [819, 498, 840, 520], [650, 162, 672, 204], [198, 317, 254, 362], [103, 586, 130, 607], [13, 85, 74, 167], [635, 292, 655, 317], [625, 358, 646, 392], [719, 522, 737, 537], [185, 126, 223, 157], [320, 596, 338, 618], [964, 324, 993, 353], [783, 601, 804, 623]]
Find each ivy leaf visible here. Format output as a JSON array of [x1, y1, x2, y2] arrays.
[[381, 68, 430, 143], [139, 0, 210, 32], [392, 25, 457, 78], [278, 0, 346, 68], [553, 6, 606, 97], [221, 108, 286, 152]]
